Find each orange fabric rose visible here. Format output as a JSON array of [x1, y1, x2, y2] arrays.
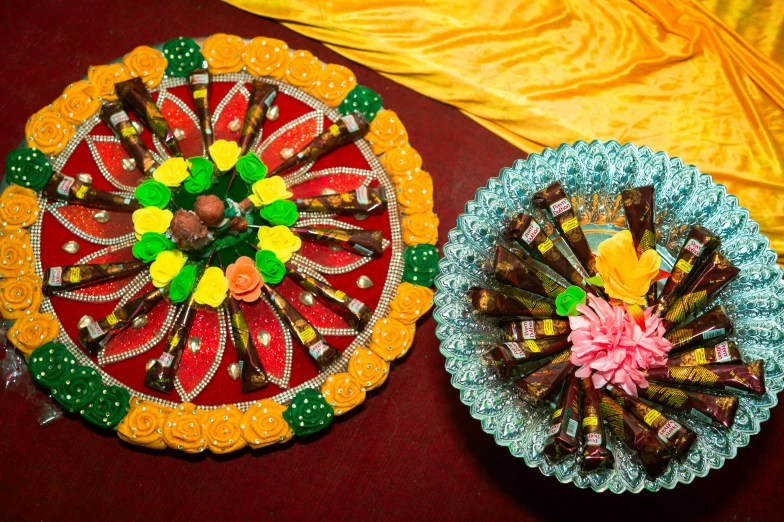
[[25, 105, 74, 155], [596, 230, 661, 306], [123, 45, 167, 88], [226, 256, 263, 302], [0, 274, 43, 320], [55, 80, 101, 124], [285, 49, 321, 90], [401, 211, 439, 246], [243, 37, 290, 79], [380, 145, 423, 184], [366, 110, 408, 155], [117, 397, 172, 450], [202, 33, 246, 74], [397, 171, 434, 215], [88, 63, 130, 101], [0, 228, 35, 279], [7, 311, 59, 357], [312, 64, 356, 107], [0, 185, 40, 228]]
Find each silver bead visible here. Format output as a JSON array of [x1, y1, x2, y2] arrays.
[[188, 336, 202, 354], [62, 241, 80, 254], [131, 120, 144, 135], [356, 275, 374, 289], [354, 213, 369, 221], [132, 315, 148, 329], [320, 188, 337, 196], [280, 147, 295, 160], [266, 105, 280, 121], [299, 291, 315, 306], [227, 117, 241, 132], [76, 173, 93, 184], [93, 210, 110, 224], [227, 362, 240, 380], [122, 158, 136, 172], [145, 358, 157, 372], [173, 127, 185, 141], [256, 330, 271, 347], [328, 243, 343, 252], [77, 315, 94, 329]]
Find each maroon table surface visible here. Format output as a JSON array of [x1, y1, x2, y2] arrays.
[[2, 2, 782, 521]]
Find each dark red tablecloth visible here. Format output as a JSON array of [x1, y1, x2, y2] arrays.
[[2, 2, 782, 520]]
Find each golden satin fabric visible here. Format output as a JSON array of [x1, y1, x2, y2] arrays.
[[226, 0, 784, 261]]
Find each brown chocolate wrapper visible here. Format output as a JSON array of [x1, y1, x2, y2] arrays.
[[531, 181, 597, 277], [42, 260, 147, 296], [502, 318, 571, 341], [285, 262, 373, 331], [269, 112, 370, 177], [468, 287, 556, 319], [239, 80, 278, 155], [646, 360, 766, 395], [44, 172, 141, 212], [666, 340, 742, 367], [100, 101, 160, 176], [144, 294, 198, 393], [77, 286, 167, 356], [115, 77, 182, 157], [513, 351, 574, 405], [639, 383, 738, 429], [485, 336, 571, 380], [261, 283, 340, 370], [622, 185, 657, 302], [606, 384, 697, 461], [657, 225, 720, 315], [543, 372, 581, 461], [580, 378, 614, 472], [493, 245, 567, 298], [187, 69, 214, 149], [503, 213, 585, 288], [291, 226, 383, 257], [664, 305, 733, 351], [293, 186, 387, 216], [227, 296, 269, 392], [597, 389, 673, 477], [662, 252, 740, 331]]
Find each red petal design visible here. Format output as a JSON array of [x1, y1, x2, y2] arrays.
[[175, 308, 224, 400], [157, 95, 204, 158], [259, 114, 319, 175], [86, 138, 146, 190], [239, 298, 291, 388], [212, 85, 249, 143]]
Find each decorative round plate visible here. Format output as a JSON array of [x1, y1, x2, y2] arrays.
[[2, 35, 439, 453], [434, 141, 783, 492]]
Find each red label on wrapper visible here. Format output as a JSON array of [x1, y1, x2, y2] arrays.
[[158, 352, 175, 368], [522, 320, 536, 339], [549, 198, 571, 217], [715, 342, 731, 362], [505, 342, 527, 359], [309, 341, 330, 359], [190, 73, 209, 84], [657, 420, 681, 441], [348, 299, 366, 314], [548, 423, 561, 436], [86, 321, 105, 339], [684, 239, 704, 256], [586, 433, 602, 446], [355, 186, 369, 205], [341, 114, 360, 132], [48, 267, 63, 287], [522, 222, 541, 244], [57, 177, 74, 197], [109, 111, 130, 126]]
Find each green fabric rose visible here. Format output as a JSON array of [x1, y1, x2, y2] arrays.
[[132, 232, 175, 263], [81, 385, 131, 429], [51, 365, 102, 413], [282, 388, 334, 436], [260, 200, 298, 227], [4, 148, 53, 191], [402, 244, 439, 287], [184, 157, 214, 194], [29, 342, 76, 389], [162, 37, 205, 77], [255, 249, 285, 284], [555, 286, 587, 316], [134, 179, 171, 209], [236, 151, 268, 184], [169, 263, 198, 303], [339, 85, 383, 122]]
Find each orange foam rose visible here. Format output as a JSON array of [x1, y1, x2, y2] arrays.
[[596, 230, 661, 306], [226, 256, 262, 302]]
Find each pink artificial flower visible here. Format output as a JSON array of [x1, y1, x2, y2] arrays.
[[568, 293, 671, 396]]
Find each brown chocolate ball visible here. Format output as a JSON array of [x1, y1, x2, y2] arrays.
[[194, 194, 224, 226]]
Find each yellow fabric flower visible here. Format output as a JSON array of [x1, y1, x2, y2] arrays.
[[208, 139, 241, 172], [243, 37, 290, 79], [388, 282, 434, 324], [132, 206, 173, 239], [202, 33, 246, 74], [7, 311, 59, 357], [55, 80, 101, 124], [123, 45, 167, 88], [162, 402, 208, 453], [248, 176, 293, 207], [240, 400, 294, 448], [596, 230, 661, 306], [321, 373, 366, 415], [0, 274, 43, 320], [194, 266, 229, 307], [257, 226, 301, 262], [117, 397, 172, 450], [401, 211, 439, 246], [149, 249, 187, 288], [347, 348, 390, 391], [152, 157, 190, 187], [87, 63, 130, 101], [200, 405, 246, 454], [0, 185, 40, 228], [24, 105, 74, 155]]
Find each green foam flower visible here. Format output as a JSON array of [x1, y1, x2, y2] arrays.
[[132, 232, 175, 263], [184, 157, 214, 194], [260, 199, 298, 227], [134, 179, 171, 209], [555, 285, 587, 316], [169, 263, 198, 303], [236, 151, 268, 184], [255, 249, 285, 284]]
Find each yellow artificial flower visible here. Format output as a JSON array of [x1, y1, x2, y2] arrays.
[[194, 266, 229, 307], [150, 249, 187, 288], [248, 176, 293, 207], [132, 206, 173, 239], [152, 157, 190, 187], [257, 226, 302, 262], [208, 139, 241, 172], [596, 230, 661, 306]]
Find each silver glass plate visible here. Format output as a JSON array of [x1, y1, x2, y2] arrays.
[[434, 141, 784, 493]]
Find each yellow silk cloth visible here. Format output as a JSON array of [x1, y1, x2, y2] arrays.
[[226, 0, 784, 261]]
